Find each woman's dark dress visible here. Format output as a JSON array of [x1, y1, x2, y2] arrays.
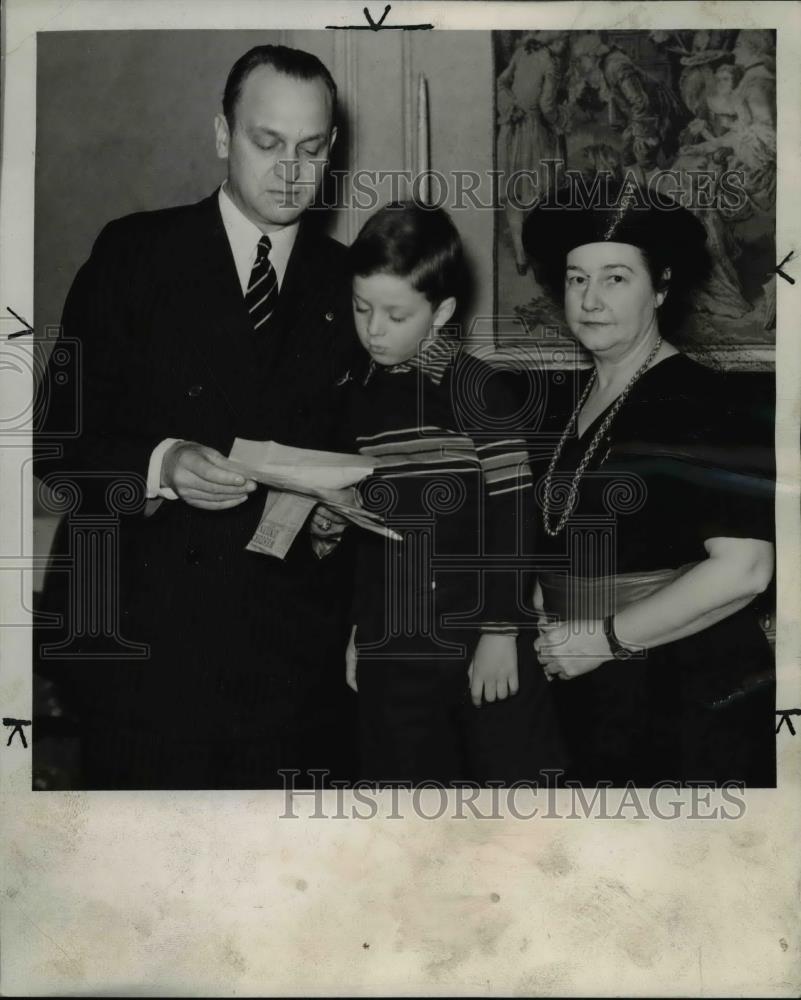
[[532, 353, 775, 786]]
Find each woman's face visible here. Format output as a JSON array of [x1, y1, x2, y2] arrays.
[[715, 66, 735, 94], [563, 242, 665, 359]]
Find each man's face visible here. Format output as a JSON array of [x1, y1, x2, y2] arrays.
[[733, 40, 753, 68], [215, 65, 336, 231], [576, 52, 599, 79]]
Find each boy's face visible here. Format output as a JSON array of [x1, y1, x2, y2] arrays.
[[352, 273, 455, 367]]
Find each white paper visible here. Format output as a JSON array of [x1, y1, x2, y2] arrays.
[[247, 490, 318, 559], [229, 438, 374, 492]]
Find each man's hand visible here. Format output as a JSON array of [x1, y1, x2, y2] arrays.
[[345, 625, 358, 692], [467, 633, 519, 707], [161, 441, 256, 510]]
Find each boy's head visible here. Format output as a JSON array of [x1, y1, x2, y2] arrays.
[[349, 202, 466, 366]]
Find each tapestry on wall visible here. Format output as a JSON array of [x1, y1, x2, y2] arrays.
[[493, 28, 776, 369]]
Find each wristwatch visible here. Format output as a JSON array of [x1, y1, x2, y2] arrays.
[[603, 614, 634, 661]]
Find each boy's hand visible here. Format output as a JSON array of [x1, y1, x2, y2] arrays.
[[310, 504, 348, 559], [345, 624, 358, 692], [467, 633, 519, 707], [310, 504, 348, 541]]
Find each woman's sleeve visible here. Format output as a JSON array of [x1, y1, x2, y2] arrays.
[[681, 381, 775, 544]]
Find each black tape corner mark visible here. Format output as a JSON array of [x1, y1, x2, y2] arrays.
[[326, 4, 433, 31], [774, 250, 795, 285], [775, 708, 801, 735], [3, 718, 32, 749], [6, 307, 34, 338]]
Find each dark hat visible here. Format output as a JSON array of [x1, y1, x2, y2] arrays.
[[521, 175, 711, 331]]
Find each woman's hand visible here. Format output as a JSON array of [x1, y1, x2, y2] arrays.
[[468, 634, 519, 707], [345, 625, 358, 693], [534, 620, 612, 681]]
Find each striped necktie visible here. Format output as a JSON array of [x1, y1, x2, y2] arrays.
[[245, 235, 278, 331]]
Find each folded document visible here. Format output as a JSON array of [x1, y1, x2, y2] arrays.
[[228, 439, 401, 558]]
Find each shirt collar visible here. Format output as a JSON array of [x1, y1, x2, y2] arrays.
[[218, 183, 299, 291], [363, 334, 460, 387]]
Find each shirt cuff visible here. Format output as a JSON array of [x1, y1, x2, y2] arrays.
[[146, 438, 183, 500]]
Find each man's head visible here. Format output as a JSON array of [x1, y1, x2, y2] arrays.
[[215, 45, 337, 232], [733, 29, 774, 69]]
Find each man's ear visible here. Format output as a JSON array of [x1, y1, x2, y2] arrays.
[[656, 266, 671, 308], [214, 113, 230, 160], [328, 125, 338, 154], [432, 296, 457, 330]]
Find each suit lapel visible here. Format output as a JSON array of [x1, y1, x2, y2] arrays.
[[180, 196, 346, 431], [184, 192, 263, 423], [266, 220, 341, 387]]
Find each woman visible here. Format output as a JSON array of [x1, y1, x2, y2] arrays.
[[703, 63, 743, 137], [522, 180, 776, 787]]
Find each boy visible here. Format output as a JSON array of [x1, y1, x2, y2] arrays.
[[339, 202, 564, 785]]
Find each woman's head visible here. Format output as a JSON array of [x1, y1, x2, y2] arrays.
[[563, 241, 669, 359], [714, 62, 741, 93], [522, 178, 711, 349], [348, 202, 466, 366]]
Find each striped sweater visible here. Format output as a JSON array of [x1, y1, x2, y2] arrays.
[[345, 338, 536, 657]]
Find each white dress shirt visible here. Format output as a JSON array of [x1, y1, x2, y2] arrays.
[[146, 185, 299, 501]]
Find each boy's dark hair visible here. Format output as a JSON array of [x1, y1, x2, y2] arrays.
[[349, 202, 467, 307], [223, 45, 337, 130]]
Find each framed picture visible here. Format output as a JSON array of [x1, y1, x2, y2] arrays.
[[493, 29, 776, 370]]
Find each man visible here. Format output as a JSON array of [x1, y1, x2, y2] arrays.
[[34, 46, 359, 789]]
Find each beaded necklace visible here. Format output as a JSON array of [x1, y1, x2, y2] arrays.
[[541, 336, 663, 537]]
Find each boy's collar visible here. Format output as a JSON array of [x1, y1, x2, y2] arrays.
[[363, 333, 460, 387]]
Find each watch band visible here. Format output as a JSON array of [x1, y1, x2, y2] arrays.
[[603, 614, 634, 661]]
